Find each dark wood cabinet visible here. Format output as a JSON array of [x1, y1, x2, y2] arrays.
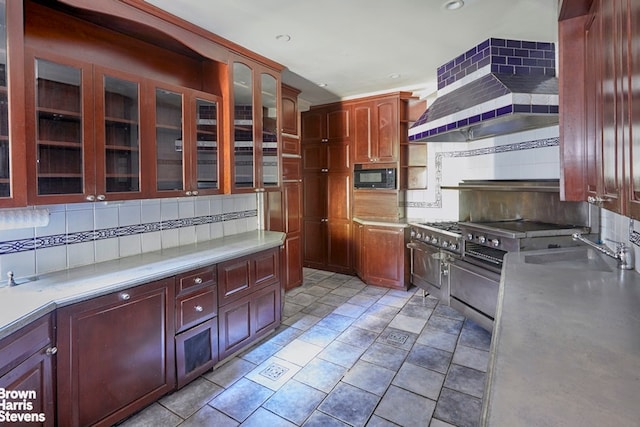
[[56, 278, 175, 427], [281, 84, 300, 145], [301, 105, 353, 274], [174, 265, 219, 388], [217, 247, 282, 360], [151, 82, 222, 197], [0, 0, 27, 207], [354, 223, 409, 290], [226, 55, 282, 193], [353, 95, 399, 164], [560, 0, 640, 219], [0, 313, 56, 427]]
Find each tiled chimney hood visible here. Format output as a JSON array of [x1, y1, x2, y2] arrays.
[[409, 38, 558, 142]]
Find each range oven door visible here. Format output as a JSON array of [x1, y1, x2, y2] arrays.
[[449, 258, 500, 331], [407, 241, 449, 303]]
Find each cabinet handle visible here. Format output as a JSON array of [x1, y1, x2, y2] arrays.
[[120, 293, 131, 301], [192, 190, 199, 196], [96, 194, 106, 201], [194, 277, 203, 284], [587, 195, 610, 205], [194, 305, 204, 312], [86, 195, 96, 202], [185, 191, 193, 196], [46, 346, 58, 356]]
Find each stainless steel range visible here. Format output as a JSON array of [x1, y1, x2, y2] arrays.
[[407, 221, 463, 303], [449, 219, 592, 331]]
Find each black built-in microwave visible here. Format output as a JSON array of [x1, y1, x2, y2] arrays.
[[353, 167, 396, 189]]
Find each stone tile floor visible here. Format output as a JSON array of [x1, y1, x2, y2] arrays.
[[118, 268, 492, 427]]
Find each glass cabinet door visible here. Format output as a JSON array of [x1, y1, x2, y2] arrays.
[[233, 62, 254, 189], [100, 74, 140, 196], [0, 1, 8, 198], [194, 97, 219, 191], [261, 73, 279, 187], [35, 59, 85, 196], [155, 88, 184, 192]]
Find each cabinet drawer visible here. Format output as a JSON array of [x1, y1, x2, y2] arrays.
[[176, 266, 216, 296], [0, 313, 54, 378], [176, 288, 217, 332]]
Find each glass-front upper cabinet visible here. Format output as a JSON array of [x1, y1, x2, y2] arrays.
[[95, 69, 142, 200], [0, 0, 26, 207], [232, 62, 254, 189], [230, 57, 281, 192], [261, 73, 279, 188], [154, 83, 221, 197], [31, 56, 92, 203]]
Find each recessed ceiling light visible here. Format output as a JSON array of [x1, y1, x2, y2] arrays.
[[275, 34, 291, 42], [317, 83, 328, 87], [389, 73, 401, 79], [443, 0, 464, 10]]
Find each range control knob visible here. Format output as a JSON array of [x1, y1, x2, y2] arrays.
[[450, 243, 458, 251], [478, 236, 487, 244], [441, 241, 449, 249], [491, 239, 500, 247], [415, 233, 422, 240], [431, 237, 438, 244], [410, 230, 416, 238], [466, 233, 474, 241]]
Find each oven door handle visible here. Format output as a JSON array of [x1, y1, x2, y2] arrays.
[[407, 242, 419, 250]]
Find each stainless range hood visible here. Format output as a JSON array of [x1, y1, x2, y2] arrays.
[[409, 38, 558, 143]]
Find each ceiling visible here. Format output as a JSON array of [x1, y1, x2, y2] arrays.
[[144, 0, 559, 107]]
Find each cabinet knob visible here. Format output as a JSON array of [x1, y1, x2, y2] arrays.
[[46, 346, 58, 356], [587, 195, 610, 205], [321, 168, 328, 173], [192, 190, 199, 196], [194, 277, 203, 284], [120, 293, 131, 301], [194, 305, 204, 312], [96, 194, 106, 201], [185, 191, 192, 196], [86, 195, 96, 202]]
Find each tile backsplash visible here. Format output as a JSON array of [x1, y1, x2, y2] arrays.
[[0, 194, 259, 281]]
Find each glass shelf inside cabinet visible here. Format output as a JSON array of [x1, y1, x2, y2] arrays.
[[35, 59, 84, 195], [104, 75, 140, 193]]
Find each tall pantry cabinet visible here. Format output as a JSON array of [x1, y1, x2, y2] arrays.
[[267, 84, 303, 290], [301, 104, 352, 274]]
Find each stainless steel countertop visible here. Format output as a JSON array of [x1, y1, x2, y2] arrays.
[[482, 246, 640, 426], [0, 230, 285, 341]]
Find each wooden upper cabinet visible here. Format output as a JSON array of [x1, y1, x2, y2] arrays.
[[151, 82, 222, 197], [0, 0, 27, 207], [281, 84, 300, 137], [301, 104, 351, 144], [227, 56, 282, 192], [353, 95, 399, 164], [559, 0, 640, 218]]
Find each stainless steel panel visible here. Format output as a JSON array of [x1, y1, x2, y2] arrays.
[[449, 259, 500, 319]]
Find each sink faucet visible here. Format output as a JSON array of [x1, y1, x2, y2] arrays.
[[572, 233, 635, 270]]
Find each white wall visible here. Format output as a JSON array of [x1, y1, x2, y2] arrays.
[[0, 194, 259, 282]]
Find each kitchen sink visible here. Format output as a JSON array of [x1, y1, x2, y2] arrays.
[[523, 248, 614, 272]]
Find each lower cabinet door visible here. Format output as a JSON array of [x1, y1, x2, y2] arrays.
[[0, 349, 55, 426], [56, 278, 175, 427], [175, 317, 218, 389], [218, 283, 281, 360]]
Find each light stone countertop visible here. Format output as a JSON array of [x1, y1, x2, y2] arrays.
[[352, 217, 412, 227], [0, 230, 285, 341], [482, 246, 640, 426]]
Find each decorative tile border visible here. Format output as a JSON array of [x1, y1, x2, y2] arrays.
[[0, 209, 257, 255], [404, 137, 559, 209]]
